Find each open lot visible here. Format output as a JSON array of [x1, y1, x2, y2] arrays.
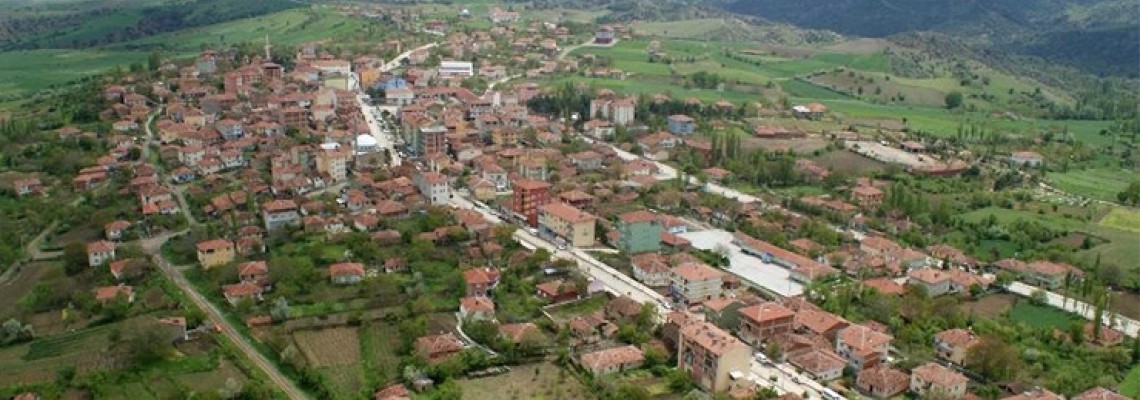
[[458, 361, 592, 400], [1008, 302, 1083, 330], [809, 149, 888, 176], [959, 293, 1018, 319], [1098, 207, 1140, 234], [293, 327, 361, 367], [845, 141, 940, 169], [680, 229, 804, 296], [743, 137, 830, 154]]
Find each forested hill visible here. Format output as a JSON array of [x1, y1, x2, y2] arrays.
[[716, 0, 1140, 77], [0, 0, 301, 51]]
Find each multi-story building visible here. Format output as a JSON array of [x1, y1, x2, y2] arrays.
[[415, 171, 451, 205], [737, 302, 796, 346], [616, 210, 662, 254], [677, 320, 751, 393], [910, 362, 969, 399], [589, 97, 635, 125], [415, 125, 448, 156], [316, 145, 352, 182], [669, 262, 725, 306], [933, 328, 979, 365], [438, 61, 474, 77], [631, 253, 671, 287], [510, 179, 551, 227], [87, 240, 117, 267], [262, 199, 301, 231], [196, 239, 235, 269], [836, 324, 893, 370], [538, 202, 596, 247]]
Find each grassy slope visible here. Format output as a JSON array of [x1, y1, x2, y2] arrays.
[[1047, 168, 1137, 203], [0, 49, 149, 98]]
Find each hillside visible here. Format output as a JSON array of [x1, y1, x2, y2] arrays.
[[0, 0, 301, 50], [716, 0, 1140, 77]]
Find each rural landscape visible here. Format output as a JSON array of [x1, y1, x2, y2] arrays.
[[0, 0, 1137, 400]]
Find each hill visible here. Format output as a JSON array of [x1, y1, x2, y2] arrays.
[[716, 0, 1140, 77], [0, 0, 301, 50]]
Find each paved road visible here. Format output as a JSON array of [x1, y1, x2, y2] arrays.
[[149, 248, 309, 399], [1007, 282, 1139, 338], [448, 196, 667, 314]]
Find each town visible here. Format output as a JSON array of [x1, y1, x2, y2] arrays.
[[0, 1, 1138, 400]]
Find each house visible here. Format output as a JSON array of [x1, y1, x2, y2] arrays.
[[737, 302, 795, 346], [414, 171, 451, 205], [1025, 260, 1082, 290], [104, 220, 131, 240], [538, 202, 596, 247], [499, 322, 544, 345], [94, 284, 135, 304], [677, 320, 751, 393], [511, 179, 552, 227], [196, 239, 235, 269], [415, 333, 465, 363], [464, 268, 499, 297], [856, 365, 911, 399], [907, 268, 952, 297], [262, 199, 300, 231], [579, 345, 645, 376], [583, 119, 615, 139], [594, 26, 615, 44], [223, 281, 263, 305], [631, 253, 672, 287], [605, 296, 645, 322], [1072, 387, 1129, 400], [792, 102, 827, 120], [669, 262, 725, 306], [373, 383, 411, 400], [616, 210, 662, 254], [789, 348, 847, 382], [108, 258, 146, 281], [488, 7, 520, 23], [852, 185, 884, 207], [667, 114, 696, 135], [87, 240, 117, 267], [536, 279, 579, 303], [910, 362, 969, 399], [568, 151, 604, 170], [459, 296, 496, 321], [13, 177, 43, 197], [238, 261, 269, 284], [567, 314, 618, 345], [933, 328, 979, 364], [558, 190, 595, 210], [1009, 151, 1044, 167], [329, 262, 365, 285], [836, 324, 893, 370]]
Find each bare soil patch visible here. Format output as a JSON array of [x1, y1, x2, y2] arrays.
[[743, 137, 830, 154], [811, 150, 888, 175], [959, 293, 1017, 319]]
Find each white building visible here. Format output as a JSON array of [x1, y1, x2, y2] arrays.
[[415, 171, 451, 205], [355, 134, 379, 154], [438, 61, 474, 77]]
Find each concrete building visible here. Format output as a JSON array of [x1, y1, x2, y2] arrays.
[[538, 202, 596, 247], [415, 171, 451, 205], [669, 262, 725, 306], [263, 199, 300, 231], [510, 179, 551, 227], [316, 144, 352, 182], [438, 61, 474, 77], [933, 328, 979, 365], [87, 240, 117, 267], [667, 114, 696, 135], [677, 321, 751, 393], [415, 125, 448, 156], [616, 210, 662, 254], [737, 302, 796, 346], [836, 324, 893, 370]]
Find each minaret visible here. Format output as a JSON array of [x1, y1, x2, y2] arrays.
[[264, 35, 272, 61]]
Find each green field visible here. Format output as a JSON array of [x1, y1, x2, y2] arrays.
[[1008, 302, 1083, 330], [1099, 207, 1140, 234], [121, 9, 387, 54], [1048, 168, 1137, 203], [958, 206, 1091, 231], [0, 49, 149, 99], [1123, 365, 1140, 399]]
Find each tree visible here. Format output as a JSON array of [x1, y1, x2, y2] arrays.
[[1, 318, 34, 344], [666, 369, 694, 393], [1029, 289, 1048, 306], [945, 91, 964, 109], [63, 241, 88, 275], [121, 321, 174, 365], [271, 297, 292, 321], [965, 335, 1021, 381]]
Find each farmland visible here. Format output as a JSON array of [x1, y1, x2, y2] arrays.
[[1099, 207, 1140, 234], [293, 327, 362, 367], [1048, 168, 1137, 203], [458, 362, 592, 400], [1008, 302, 1084, 330]]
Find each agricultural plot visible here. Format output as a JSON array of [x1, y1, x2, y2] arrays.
[[320, 364, 367, 400], [1098, 207, 1140, 234], [1008, 302, 1083, 330], [361, 323, 403, 386], [121, 9, 387, 54], [458, 361, 592, 400], [958, 293, 1018, 319], [0, 49, 149, 99], [293, 327, 361, 367], [1048, 168, 1136, 203], [810, 150, 888, 175]]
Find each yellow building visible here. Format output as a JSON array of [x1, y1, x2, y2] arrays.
[[196, 239, 236, 269], [538, 202, 596, 247], [358, 67, 382, 88]]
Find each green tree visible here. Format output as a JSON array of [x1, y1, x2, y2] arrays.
[[965, 335, 1021, 381], [63, 241, 88, 275], [666, 369, 694, 393], [945, 91, 964, 109]]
